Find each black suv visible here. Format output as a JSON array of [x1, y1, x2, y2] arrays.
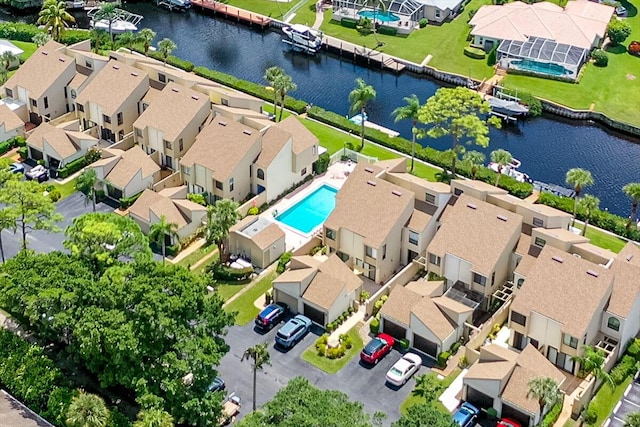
[[255, 302, 288, 330]]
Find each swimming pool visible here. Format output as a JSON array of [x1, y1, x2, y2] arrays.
[[358, 10, 400, 22], [510, 59, 571, 77], [276, 185, 338, 234]]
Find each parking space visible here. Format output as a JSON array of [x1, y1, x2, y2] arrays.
[[216, 319, 431, 424], [606, 373, 640, 427]]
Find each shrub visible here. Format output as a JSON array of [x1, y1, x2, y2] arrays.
[[338, 314, 345, 323], [626, 338, 640, 361], [437, 351, 451, 366], [607, 19, 632, 46], [359, 290, 370, 303], [581, 406, 597, 425], [540, 401, 562, 427], [419, 18, 428, 28], [348, 306, 354, 314], [326, 322, 335, 332], [463, 46, 486, 59], [58, 156, 89, 179], [208, 262, 254, 281], [486, 46, 497, 66], [0, 22, 41, 43], [119, 192, 143, 209], [276, 251, 293, 273], [467, 7, 478, 21], [0, 141, 10, 155], [187, 193, 207, 206], [378, 25, 397, 36], [486, 407, 498, 419], [12, 136, 26, 147], [340, 334, 353, 349], [592, 49, 608, 67], [450, 341, 461, 354], [610, 355, 637, 384], [399, 338, 409, 351], [48, 188, 62, 202], [458, 355, 468, 368], [372, 295, 388, 317], [317, 343, 327, 356], [340, 17, 359, 29], [628, 40, 640, 57], [18, 146, 28, 160], [59, 29, 91, 45], [313, 152, 330, 175], [370, 317, 380, 334]]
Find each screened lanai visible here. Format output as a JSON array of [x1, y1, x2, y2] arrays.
[[332, 0, 423, 23]]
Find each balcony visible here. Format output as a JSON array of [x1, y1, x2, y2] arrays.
[[444, 281, 483, 310]]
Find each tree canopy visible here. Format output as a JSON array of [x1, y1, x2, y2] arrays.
[[392, 403, 456, 427]]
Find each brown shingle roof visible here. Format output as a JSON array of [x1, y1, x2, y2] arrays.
[[255, 126, 290, 168], [617, 242, 640, 268], [274, 116, 318, 154], [275, 267, 316, 283], [180, 116, 261, 180], [133, 82, 209, 142], [252, 223, 285, 250], [317, 253, 363, 293], [324, 164, 415, 247], [105, 146, 160, 188], [389, 172, 451, 193], [27, 122, 86, 160], [411, 298, 456, 340], [380, 286, 421, 326], [406, 209, 432, 232], [128, 189, 162, 222], [129, 189, 204, 230], [302, 271, 345, 310], [511, 245, 613, 337], [608, 260, 640, 318], [534, 227, 588, 245], [427, 194, 522, 276], [0, 104, 23, 132], [465, 360, 516, 381]]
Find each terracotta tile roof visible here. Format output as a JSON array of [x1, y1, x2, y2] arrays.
[[617, 242, 640, 268], [76, 60, 148, 116], [133, 82, 209, 142], [105, 146, 160, 189], [324, 163, 415, 247], [255, 125, 290, 168], [0, 104, 24, 132], [180, 115, 261, 180], [608, 260, 640, 318], [5, 41, 73, 99], [427, 194, 522, 276], [274, 116, 318, 154], [252, 223, 285, 250], [511, 245, 613, 337]]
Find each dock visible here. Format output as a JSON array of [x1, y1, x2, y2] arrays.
[[322, 35, 406, 73], [191, 0, 271, 28], [363, 120, 400, 137]]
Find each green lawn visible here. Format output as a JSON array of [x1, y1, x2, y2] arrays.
[[583, 376, 633, 426], [215, 281, 250, 301], [400, 369, 462, 415], [224, 271, 277, 325], [290, 0, 318, 26], [11, 41, 38, 61], [175, 243, 217, 269], [573, 224, 627, 253], [52, 178, 78, 200], [222, 0, 298, 20], [301, 327, 364, 373]]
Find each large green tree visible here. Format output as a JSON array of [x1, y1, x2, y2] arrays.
[[149, 214, 179, 264], [566, 168, 594, 227], [66, 391, 110, 427], [526, 376, 563, 420], [93, 2, 119, 43], [607, 19, 632, 46], [417, 86, 500, 177], [37, 0, 75, 42], [242, 343, 271, 412], [623, 183, 640, 228], [274, 72, 296, 122], [392, 403, 456, 427], [158, 38, 177, 65], [626, 412, 640, 427], [490, 148, 513, 186], [133, 408, 175, 427], [349, 78, 377, 151], [392, 94, 421, 173], [578, 195, 600, 237], [264, 66, 284, 115], [206, 199, 240, 263]]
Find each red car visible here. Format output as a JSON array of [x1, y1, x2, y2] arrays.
[[498, 418, 522, 427], [360, 333, 395, 364]]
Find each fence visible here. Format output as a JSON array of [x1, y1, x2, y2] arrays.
[[237, 192, 268, 217], [329, 147, 378, 165], [364, 261, 424, 316], [153, 171, 182, 192], [465, 299, 512, 351]]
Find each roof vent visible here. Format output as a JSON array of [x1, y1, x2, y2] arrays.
[[364, 167, 374, 173], [466, 203, 477, 210], [497, 214, 508, 222], [171, 87, 180, 93], [131, 72, 138, 76], [191, 95, 199, 100], [42, 51, 48, 56], [392, 190, 402, 197], [586, 269, 599, 278], [552, 255, 564, 263], [243, 130, 253, 135], [627, 254, 634, 262], [367, 180, 377, 187], [58, 57, 66, 62], [218, 121, 227, 126], [112, 65, 120, 70]]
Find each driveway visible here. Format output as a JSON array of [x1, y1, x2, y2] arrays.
[[605, 372, 640, 427], [216, 320, 433, 425]]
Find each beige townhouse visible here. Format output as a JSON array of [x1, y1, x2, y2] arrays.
[[228, 215, 286, 268], [0, 104, 25, 143], [26, 121, 98, 168], [92, 146, 161, 199]]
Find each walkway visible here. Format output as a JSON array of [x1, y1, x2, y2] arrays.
[[312, 1, 324, 30], [327, 306, 365, 346], [167, 238, 206, 265], [439, 368, 468, 412]]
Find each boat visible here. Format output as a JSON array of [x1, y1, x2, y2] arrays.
[[282, 24, 323, 54], [349, 112, 367, 125], [157, 0, 191, 11], [533, 181, 576, 198], [65, 0, 84, 10], [486, 95, 529, 117], [488, 162, 532, 184], [87, 7, 143, 34]]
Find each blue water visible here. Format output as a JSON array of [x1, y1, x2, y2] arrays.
[[276, 185, 338, 233], [511, 59, 569, 76], [358, 10, 401, 22]]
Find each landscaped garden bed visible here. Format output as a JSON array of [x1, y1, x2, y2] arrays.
[[302, 327, 364, 373]]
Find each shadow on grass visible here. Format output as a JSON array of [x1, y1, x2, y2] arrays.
[[621, 0, 637, 17], [605, 44, 627, 55]]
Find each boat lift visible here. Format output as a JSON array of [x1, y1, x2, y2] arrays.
[[87, 7, 144, 33]]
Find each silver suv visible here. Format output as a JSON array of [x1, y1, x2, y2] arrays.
[[275, 314, 312, 348]]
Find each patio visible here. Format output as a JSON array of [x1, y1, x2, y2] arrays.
[[331, 0, 420, 35]]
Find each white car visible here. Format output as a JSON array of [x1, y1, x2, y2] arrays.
[[385, 352, 422, 386]]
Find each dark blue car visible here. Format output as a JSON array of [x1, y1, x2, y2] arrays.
[[453, 402, 480, 427], [254, 302, 288, 330]]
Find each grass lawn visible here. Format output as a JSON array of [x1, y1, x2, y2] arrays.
[[400, 369, 462, 415], [290, 0, 318, 26], [573, 224, 627, 253], [301, 327, 364, 373], [224, 271, 277, 325], [11, 41, 38, 61], [175, 243, 217, 269], [223, 0, 298, 20], [583, 375, 633, 426], [215, 281, 250, 301], [52, 178, 78, 200]]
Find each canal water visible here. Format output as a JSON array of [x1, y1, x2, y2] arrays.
[[7, 2, 640, 216]]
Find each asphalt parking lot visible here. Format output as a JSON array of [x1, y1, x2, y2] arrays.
[[216, 319, 434, 425], [606, 373, 640, 427]]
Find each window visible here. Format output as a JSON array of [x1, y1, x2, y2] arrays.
[[428, 253, 440, 266], [85, 60, 92, 69], [158, 73, 166, 83], [64, 87, 67, 99], [30, 98, 37, 107], [215, 180, 223, 190], [607, 317, 620, 332], [533, 217, 544, 227], [71, 89, 77, 99], [135, 128, 142, 138], [511, 311, 527, 326], [517, 278, 524, 289], [534, 237, 546, 247], [425, 193, 436, 204], [44, 96, 48, 109], [179, 138, 184, 152], [325, 228, 336, 240], [365, 246, 377, 259], [435, 9, 441, 17], [5, 88, 12, 98], [165, 155, 173, 169], [301, 167, 307, 176], [221, 98, 229, 106], [77, 103, 84, 112], [382, 244, 386, 260], [164, 140, 172, 150], [312, 145, 317, 155], [103, 114, 111, 124], [229, 178, 234, 192], [409, 231, 419, 245], [257, 169, 265, 180], [337, 251, 350, 262], [473, 273, 486, 287], [117, 112, 123, 126], [183, 166, 191, 176], [563, 333, 578, 349]]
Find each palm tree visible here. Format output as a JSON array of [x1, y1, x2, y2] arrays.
[[66, 391, 110, 427], [149, 215, 179, 264], [264, 66, 284, 116], [37, 0, 75, 42], [274, 72, 296, 122], [526, 376, 563, 420], [490, 149, 513, 187], [94, 2, 119, 43], [133, 408, 175, 427], [623, 183, 640, 228], [411, 374, 441, 401], [463, 150, 485, 180], [157, 38, 177, 65], [75, 168, 106, 213], [206, 199, 240, 264], [32, 32, 51, 47], [579, 195, 600, 237], [392, 94, 421, 173], [138, 28, 157, 56], [349, 78, 376, 151], [117, 31, 136, 52], [566, 168, 594, 227], [89, 29, 109, 53], [625, 413, 640, 427], [242, 343, 270, 411], [571, 345, 613, 387]]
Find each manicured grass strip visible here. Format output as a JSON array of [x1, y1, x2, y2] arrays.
[[290, 0, 318, 26], [400, 368, 462, 415], [11, 41, 38, 61], [225, 271, 277, 325], [215, 282, 249, 301], [175, 243, 216, 268], [53, 178, 78, 200], [589, 375, 634, 426], [573, 224, 627, 253], [223, 0, 296, 19], [301, 327, 364, 374]]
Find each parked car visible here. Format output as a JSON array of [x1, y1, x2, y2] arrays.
[[255, 302, 288, 331], [498, 418, 521, 427], [9, 162, 24, 174], [385, 352, 422, 386], [207, 376, 226, 393], [26, 164, 49, 182], [453, 402, 480, 427], [360, 333, 395, 365], [275, 314, 311, 348]]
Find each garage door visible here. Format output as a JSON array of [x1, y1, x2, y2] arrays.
[[30, 147, 43, 161], [413, 333, 438, 358], [465, 386, 494, 409], [274, 289, 298, 314], [501, 403, 532, 427], [303, 304, 325, 326], [382, 318, 407, 341]]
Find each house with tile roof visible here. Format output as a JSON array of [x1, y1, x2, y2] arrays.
[[228, 215, 286, 269], [272, 253, 363, 326], [92, 145, 161, 199], [133, 82, 211, 171], [0, 104, 25, 143], [26, 121, 98, 169]]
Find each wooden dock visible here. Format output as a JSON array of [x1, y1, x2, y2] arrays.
[[322, 35, 406, 73], [191, 0, 271, 28]]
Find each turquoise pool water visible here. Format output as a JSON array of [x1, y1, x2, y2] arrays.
[[276, 185, 338, 234], [358, 10, 400, 22], [510, 59, 570, 77]]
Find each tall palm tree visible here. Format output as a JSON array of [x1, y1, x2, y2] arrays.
[[37, 0, 75, 42], [149, 215, 179, 264], [264, 66, 284, 116], [138, 28, 157, 56], [242, 343, 270, 411], [622, 183, 640, 228], [94, 2, 119, 43], [32, 32, 51, 47], [206, 199, 240, 263], [526, 376, 563, 420], [571, 345, 613, 387], [75, 168, 106, 213], [490, 149, 513, 186], [566, 168, 594, 227], [392, 94, 421, 173], [157, 38, 177, 65], [463, 150, 485, 180], [349, 78, 376, 151], [133, 408, 174, 427], [579, 195, 600, 237], [66, 391, 110, 427], [274, 73, 296, 122]]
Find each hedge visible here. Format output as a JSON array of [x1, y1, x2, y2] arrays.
[[207, 262, 254, 281], [0, 23, 90, 45], [340, 17, 359, 29], [119, 191, 143, 209], [378, 25, 397, 36], [540, 401, 562, 427], [57, 156, 88, 179], [463, 46, 486, 59]]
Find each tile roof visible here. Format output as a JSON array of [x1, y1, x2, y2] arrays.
[[5, 41, 73, 99], [0, 104, 24, 132], [324, 163, 415, 247], [511, 245, 613, 337], [76, 60, 148, 116], [427, 194, 522, 276], [254, 125, 290, 168], [104, 146, 160, 189], [180, 115, 261, 180], [133, 82, 209, 142], [274, 116, 318, 154]]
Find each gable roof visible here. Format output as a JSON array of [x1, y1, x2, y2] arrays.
[[608, 248, 640, 318], [428, 194, 522, 276], [0, 104, 24, 132], [27, 122, 96, 160], [301, 254, 363, 310], [129, 188, 205, 230], [617, 242, 640, 268], [103, 146, 160, 189], [274, 116, 318, 154], [255, 125, 291, 168], [0, 389, 54, 427], [252, 223, 285, 250]]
